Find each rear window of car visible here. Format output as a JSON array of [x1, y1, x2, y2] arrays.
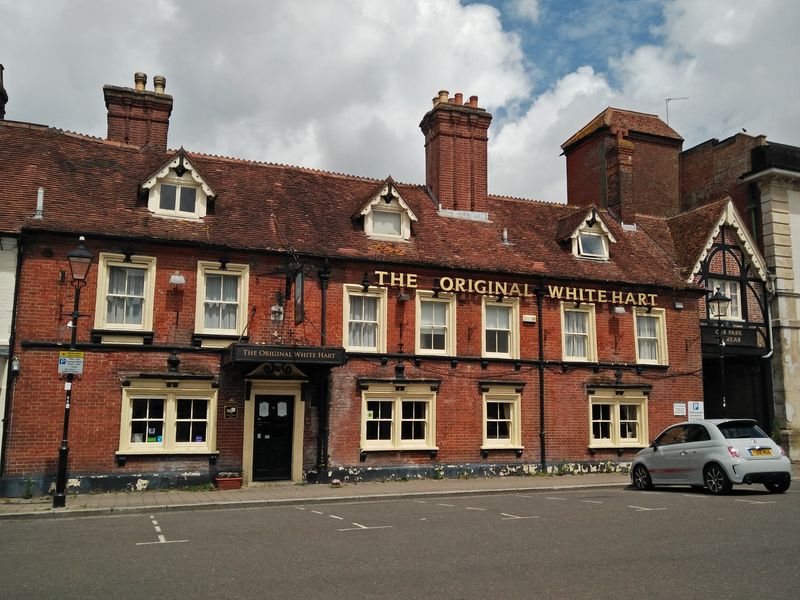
[[718, 421, 768, 439]]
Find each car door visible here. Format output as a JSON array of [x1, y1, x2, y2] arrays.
[[650, 425, 691, 483], [681, 423, 713, 484]]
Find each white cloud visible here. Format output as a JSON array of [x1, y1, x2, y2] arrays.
[[491, 66, 614, 202], [508, 0, 540, 24]]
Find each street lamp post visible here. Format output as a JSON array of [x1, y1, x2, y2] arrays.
[[708, 287, 732, 419], [53, 237, 93, 508]]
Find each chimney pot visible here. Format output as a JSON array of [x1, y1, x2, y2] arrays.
[[134, 72, 147, 92], [468, 95, 478, 108], [437, 90, 449, 104], [454, 93, 463, 105], [153, 75, 166, 94]]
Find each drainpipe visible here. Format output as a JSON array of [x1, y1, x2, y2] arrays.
[[537, 277, 546, 470], [318, 259, 331, 481]]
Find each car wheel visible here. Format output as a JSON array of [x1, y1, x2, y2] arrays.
[[632, 464, 653, 490], [764, 479, 791, 494], [703, 463, 732, 495]]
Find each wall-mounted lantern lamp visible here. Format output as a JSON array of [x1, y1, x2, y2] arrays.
[[169, 271, 186, 286]]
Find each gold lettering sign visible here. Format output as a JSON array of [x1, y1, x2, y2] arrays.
[[372, 270, 658, 306]]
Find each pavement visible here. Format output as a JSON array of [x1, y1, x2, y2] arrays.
[[0, 472, 632, 520]]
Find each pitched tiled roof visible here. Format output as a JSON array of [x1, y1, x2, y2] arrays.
[[0, 120, 693, 289], [561, 107, 683, 151]]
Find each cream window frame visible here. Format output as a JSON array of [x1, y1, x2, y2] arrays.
[[343, 284, 388, 353], [482, 387, 523, 450], [707, 278, 743, 321], [415, 291, 456, 356], [195, 261, 250, 337], [147, 171, 208, 220], [561, 303, 597, 362], [93, 253, 156, 332], [364, 201, 412, 241], [572, 222, 611, 260], [633, 307, 669, 365], [117, 379, 218, 455], [481, 297, 520, 359], [588, 389, 648, 449], [360, 384, 437, 451]]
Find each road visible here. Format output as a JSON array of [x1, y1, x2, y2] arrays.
[[1, 486, 798, 599]]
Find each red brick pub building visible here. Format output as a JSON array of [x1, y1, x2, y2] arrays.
[[0, 75, 770, 495]]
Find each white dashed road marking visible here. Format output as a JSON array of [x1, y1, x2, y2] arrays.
[[582, 500, 603, 504], [628, 505, 667, 512], [337, 522, 393, 531], [546, 497, 567, 501], [736, 499, 776, 505], [465, 507, 487, 511], [501, 513, 539, 520], [136, 515, 188, 546]]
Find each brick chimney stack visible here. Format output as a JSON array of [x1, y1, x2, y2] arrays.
[[606, 126, 635, 224], [103, 72, 173, 150], [561, 108, 683, 221], [419, 90, 492, 213]]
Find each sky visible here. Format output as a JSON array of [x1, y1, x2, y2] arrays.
[[1, 0, 798, 203]]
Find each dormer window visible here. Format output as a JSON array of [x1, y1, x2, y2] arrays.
[[577, 230, 608, 259], [141, 151, 216, 220], [570, 210, 615, 260], [357, 180, 418, 242], [157, 173, 199, 216]]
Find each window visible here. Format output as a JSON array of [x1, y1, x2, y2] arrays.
[[361, 384, 437, 450], [482, 298, 520, 359], [195, 261, 249, 341], [578, 232, 607, 258], [572, 220, 613, 260], [588, 389, 648, 449], [707, 278, 742, 320], [344, 285, 387, 352], [118, 379, 217, 454], [561, 303, 597, 361], [416, 291, 456, 355], [372, 209, 402, 237], [482, 387, 522, 449], [149, 171, 207, 219], [634, 308, 668, 365], [94, 253, 156, 333]]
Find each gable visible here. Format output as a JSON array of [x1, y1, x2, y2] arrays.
[[687, 200, 770, 287]]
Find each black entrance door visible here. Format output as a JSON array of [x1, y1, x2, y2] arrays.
[[253, 395, 294, 481]]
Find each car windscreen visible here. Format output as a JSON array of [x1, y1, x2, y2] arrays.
[[718, 421, 768, 439]]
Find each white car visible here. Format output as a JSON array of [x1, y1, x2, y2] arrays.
[[631, 419, 791, 494]]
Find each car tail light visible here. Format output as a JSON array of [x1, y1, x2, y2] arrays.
[[727, 446, 741, 458], [779, 446, 786, 457]]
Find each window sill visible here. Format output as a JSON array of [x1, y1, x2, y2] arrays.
[[192, 333, 248, 348], [481, 446, 524, 458], [92, 329, 154, 345], [115, 450, 219, 467], [359, 447, 439, 461], [587, 445, 646, 456]]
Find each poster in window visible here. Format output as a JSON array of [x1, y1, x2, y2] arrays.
[[294, 271, 305, 325]]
